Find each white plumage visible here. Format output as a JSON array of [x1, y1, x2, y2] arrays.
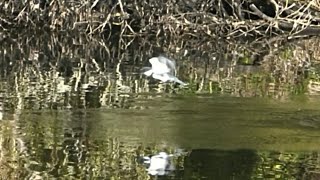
[[142, 56, 187, 86], [142, 152, 174, 176]]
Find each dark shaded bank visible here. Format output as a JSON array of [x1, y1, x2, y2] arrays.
[[1, 0, 320, 38]]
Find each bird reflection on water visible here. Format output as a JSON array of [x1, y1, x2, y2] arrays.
[[141, 56, 188, 86], [141, 152, 175, 176]]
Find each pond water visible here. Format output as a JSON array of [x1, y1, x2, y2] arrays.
[[1, 95, 320, 179], [0, 32, 320, 179]]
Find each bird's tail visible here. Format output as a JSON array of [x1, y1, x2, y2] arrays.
[[172, 77, 188, 86]]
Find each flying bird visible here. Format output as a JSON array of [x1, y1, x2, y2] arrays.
[[141, 56, 187, 86]]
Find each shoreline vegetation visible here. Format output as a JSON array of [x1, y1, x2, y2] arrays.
[[1, 0, 320, 37], [0, 0, 320, 109]]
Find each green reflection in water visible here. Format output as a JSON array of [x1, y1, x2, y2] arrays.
[[85, 95, 320, 151], [1, 95, 320, 179]]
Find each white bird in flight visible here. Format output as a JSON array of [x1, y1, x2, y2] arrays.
[[141, 56, 187, 85]]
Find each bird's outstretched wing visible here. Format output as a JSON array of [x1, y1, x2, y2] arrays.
[[149, 57, 171, 74], [157, 56, 176, 74]]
